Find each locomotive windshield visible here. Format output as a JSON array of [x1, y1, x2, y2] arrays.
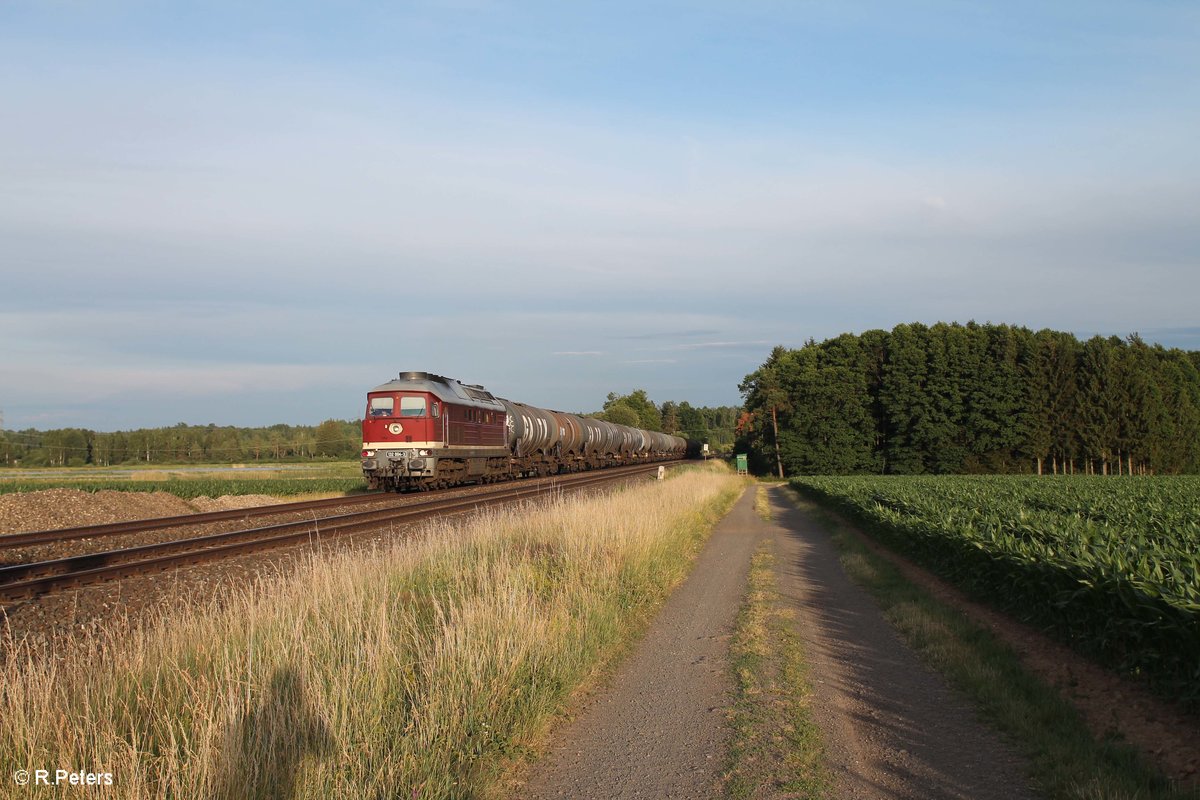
[[399, 396, 426, 417], [369, 396, 394, 417]]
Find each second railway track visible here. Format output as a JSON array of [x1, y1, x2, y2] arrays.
[[0, 462, 680, 605]]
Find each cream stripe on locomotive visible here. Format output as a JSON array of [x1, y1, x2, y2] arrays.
[[362, 441, 448, 450]]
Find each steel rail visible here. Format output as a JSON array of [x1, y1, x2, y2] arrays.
[[0, 490, 399, 550], [0, 462, 679, 604]]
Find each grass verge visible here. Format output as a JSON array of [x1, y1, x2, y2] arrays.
[[753, 486, 772, 521], [787, 490, 1197, 800], [1, 466, 740, 799], [724, 541, 826, 799]]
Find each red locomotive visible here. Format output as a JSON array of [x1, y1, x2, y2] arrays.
[[361, 372, 687, 490]]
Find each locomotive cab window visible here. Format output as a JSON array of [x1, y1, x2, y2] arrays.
[[399, 397, 427, 417], [369, 396, 394, 417], [432, 402, 440, 418]]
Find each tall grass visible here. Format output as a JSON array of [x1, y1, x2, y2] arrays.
[[1, 465, 739, 799]]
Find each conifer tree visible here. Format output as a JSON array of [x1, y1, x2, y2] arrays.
[[880, 323, 932, 473]]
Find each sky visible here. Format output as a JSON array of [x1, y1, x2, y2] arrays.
[[2, 1, 1198, 431]]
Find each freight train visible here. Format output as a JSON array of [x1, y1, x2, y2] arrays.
[[361, 372, 689, 491]]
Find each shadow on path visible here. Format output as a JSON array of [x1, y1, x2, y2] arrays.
[[767, 488, 1034, 800]]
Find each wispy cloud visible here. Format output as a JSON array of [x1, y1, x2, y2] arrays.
[[617, 329, 722, 340], [634, 341, 774, 353], [671, 341, 773, 350]]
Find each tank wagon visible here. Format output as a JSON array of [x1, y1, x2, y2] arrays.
[[361, 372, 689, 491]]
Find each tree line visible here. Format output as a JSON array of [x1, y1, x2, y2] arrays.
[[0, 391, 741, 468], [0, 420, 361, 467], [737, 322, 1200, 476]]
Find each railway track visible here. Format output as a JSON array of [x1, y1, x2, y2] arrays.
[[0, 461, 680, 605], [0, 487, 400, 550]]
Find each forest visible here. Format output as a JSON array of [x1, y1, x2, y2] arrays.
[[0, 393, 738, 468], [738, 322, 1200, 477]]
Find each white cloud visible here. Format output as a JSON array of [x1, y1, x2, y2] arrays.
[[668, 341, 773, 351]]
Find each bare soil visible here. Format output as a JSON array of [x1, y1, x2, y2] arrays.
[[0, 488, 198, 534]]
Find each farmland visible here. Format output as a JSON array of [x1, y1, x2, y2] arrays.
[[789, 476, 1200, 708], [0, 462, 367, 499]]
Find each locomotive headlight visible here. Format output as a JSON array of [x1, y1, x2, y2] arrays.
[[362, 449, 375, 458]]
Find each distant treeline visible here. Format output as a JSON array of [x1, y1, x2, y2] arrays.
[[0, 420, 362, 467], [0, 393, 740, 468], [738, 322, 1200, 476]]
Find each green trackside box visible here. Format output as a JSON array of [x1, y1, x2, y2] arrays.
[[735, 453, 748, 475]]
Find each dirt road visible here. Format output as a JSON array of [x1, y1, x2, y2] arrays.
[[516, 485, 1036, 798], [767, 488, 1035, 799], [518, 485, 763, 798]]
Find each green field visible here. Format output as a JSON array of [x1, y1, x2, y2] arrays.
[[0, 462, 368, 498], [790, 475, 1200, 708]]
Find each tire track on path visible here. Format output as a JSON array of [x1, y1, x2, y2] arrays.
[[767, 487, 1035, 799]]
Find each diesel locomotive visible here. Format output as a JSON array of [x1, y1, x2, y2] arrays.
[[361, 372, 688, 491]]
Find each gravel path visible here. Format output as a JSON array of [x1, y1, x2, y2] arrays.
[[518, 486, 762, 799], [767, 486, 1035, 799], [517, 485, 1036, 799]]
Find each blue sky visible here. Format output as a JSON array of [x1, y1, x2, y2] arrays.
[[2, 1, 1198, 430]]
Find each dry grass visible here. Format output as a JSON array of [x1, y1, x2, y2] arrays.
[[754, 486, 772, 521], [724, 542, 826, 799], [1, 464, 738, 799], [129, 470, 171, 482]]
